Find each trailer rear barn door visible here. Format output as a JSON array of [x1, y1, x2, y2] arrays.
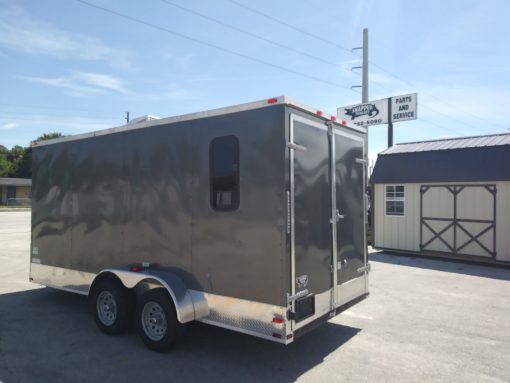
[[334, 131, 365, 284], [290, 113, 367, 317], [291, 115, 333, 298]]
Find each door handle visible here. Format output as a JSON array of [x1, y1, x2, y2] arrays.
[[336, 210, 346, 220]]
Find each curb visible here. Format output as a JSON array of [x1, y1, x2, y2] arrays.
[[0, 208, 31, 212]]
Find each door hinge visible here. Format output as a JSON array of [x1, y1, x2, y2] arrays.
[[330, 209, 346, 223], [286, 190, 291, 235], [287, 142, 307, 152], [326, 121, 334, 135], [287, 289, 309, 304]]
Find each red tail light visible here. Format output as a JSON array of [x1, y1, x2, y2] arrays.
[[330, 116, 337, 121], [272, 317, 285, 324], [130, 265, 142, 272], [272, 332, 282, 339]]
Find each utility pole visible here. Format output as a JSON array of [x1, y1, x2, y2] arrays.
[[388, 100, 393, 147], [362, 28, 368, 104], [351, 27, 369, 103], [352, 29, 393, 147], [125, 112, 130, 124]]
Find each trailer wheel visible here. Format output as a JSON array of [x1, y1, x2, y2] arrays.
[[92, 278, 133, 335], [136, 288, 184, 352]]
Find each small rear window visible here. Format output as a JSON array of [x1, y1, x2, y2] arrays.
[[210, 136, 239, 211]]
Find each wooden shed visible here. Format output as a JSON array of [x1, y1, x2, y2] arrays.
[[370, 133, 510, 264]]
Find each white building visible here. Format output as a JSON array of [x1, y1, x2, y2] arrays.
[[370, 133, 510, 264]]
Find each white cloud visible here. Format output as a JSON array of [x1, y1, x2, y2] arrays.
[[75, 72, 128, 93], [20, 72, 129, 96], [0, 122, 16, 130], [0, 6, 130, 67]]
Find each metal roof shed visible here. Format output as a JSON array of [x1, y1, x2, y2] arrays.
[[370, 133, 510, 264]]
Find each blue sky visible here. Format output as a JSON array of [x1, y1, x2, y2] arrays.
[[1, 0, 509, 164]]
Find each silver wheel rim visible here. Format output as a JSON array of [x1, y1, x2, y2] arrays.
[[97, 291, 117, 326], [142, 302, 167, 341]]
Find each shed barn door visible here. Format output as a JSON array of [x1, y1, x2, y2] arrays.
[[420, 185, 496, 258]]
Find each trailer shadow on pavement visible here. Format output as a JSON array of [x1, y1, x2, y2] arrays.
[[0, 287, 361, 383], [370, 251, 510, 281]]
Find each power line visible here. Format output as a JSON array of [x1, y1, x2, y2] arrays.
[[418, 117, 467, 137], [228, 0, 353, 55], [229, 1, 503, 132], [366, 81, 476, 137], [369, 81, 489, 135], [159, 0, 351, 73], [358, 42, 505, 129], [365, 59, 505, 130], [74, 0, 353, 91], [345, 82, 467, 137]]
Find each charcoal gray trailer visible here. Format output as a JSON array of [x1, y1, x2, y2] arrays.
[[30, 96, 370, 351]]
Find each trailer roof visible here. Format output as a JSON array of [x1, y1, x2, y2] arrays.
[[32, 96, 366, 147]]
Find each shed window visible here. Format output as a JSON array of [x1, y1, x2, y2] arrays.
[[210, 136, 239, 211], [385, 185, 405, 216]]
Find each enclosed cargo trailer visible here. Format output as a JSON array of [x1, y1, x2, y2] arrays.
[[30, 96, 370, 351]]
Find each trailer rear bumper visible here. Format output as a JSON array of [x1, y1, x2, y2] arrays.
[[289, 273, 369, 335], [293, 292, 369, 340], [195, 275, 369, 345]]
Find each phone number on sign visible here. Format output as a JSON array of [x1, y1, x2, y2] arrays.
[[353, 118, 383, 127]]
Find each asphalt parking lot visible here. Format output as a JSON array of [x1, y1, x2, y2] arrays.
[[1, 211, 509, 383]]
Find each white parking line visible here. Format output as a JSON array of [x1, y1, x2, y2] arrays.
[[341, 310, 374, 320]]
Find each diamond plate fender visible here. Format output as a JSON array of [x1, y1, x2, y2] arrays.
[[95, 269, 209, 323]]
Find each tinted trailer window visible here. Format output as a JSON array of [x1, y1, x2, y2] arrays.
[[210, 136, 240, 211]]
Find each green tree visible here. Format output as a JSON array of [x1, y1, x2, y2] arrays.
[[0, 145, 12, 177], [0, 133, 64, 179], [16, 147, 32, 178], [0, 156, 12, 177], [7, 145, 25, 177], [37, 132, 64, 141]]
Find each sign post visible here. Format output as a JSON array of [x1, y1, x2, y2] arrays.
[[338, 93, 418, 147], [388, 99, 393, 147]]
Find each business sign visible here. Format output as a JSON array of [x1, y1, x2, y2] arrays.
[[391, 93, 417, 122], [337, 93, 417, 128]]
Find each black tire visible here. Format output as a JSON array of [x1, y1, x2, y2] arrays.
[[91, 278, 133, 335], [136, 288, 185, 352]]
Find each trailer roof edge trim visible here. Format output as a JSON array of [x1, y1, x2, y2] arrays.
[[32, 96, 366, 147]]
